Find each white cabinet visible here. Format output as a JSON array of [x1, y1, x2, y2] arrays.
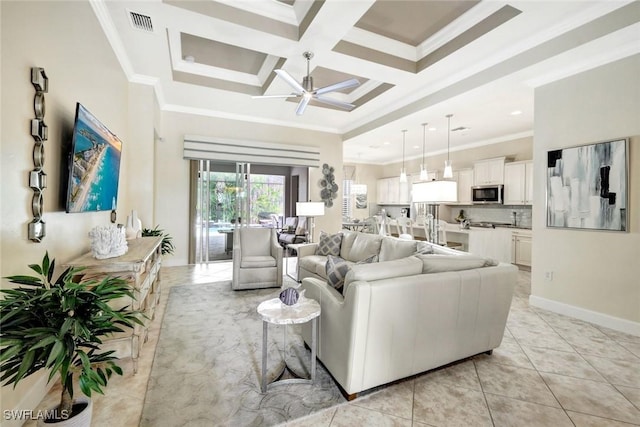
[[504, 161, 533, 205], [468, 227, 512, 263], [453, 169, 473, 204], [512, 230, 532, 267], [473, 158, 505, 186], [377, 176, 412, 205]]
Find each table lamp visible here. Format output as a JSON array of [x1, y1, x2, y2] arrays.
[[296, 201, 325, 243], [412, 180, 457, 244]]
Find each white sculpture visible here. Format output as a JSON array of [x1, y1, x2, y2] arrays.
[[89, 225, 128, 259], [125, 210, 142, 240]]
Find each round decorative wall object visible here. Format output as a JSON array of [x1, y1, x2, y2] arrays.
[[319, 163, 338, 208]]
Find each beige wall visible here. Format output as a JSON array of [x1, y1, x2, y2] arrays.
[[532, 55, 640, 327], [157, 111, 343, 265], [0, 1, 155, 419]]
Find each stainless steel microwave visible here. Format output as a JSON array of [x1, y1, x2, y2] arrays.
[[472, 185, 503, 204]]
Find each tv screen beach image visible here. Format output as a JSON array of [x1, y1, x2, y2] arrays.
[[66, 104, 122, 213]]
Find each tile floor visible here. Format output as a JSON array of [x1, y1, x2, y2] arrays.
[[26, 263, 639, 427]]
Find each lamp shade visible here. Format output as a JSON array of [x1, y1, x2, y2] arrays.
[[296, 201, 325, 217], [412, 180, 458, 203]]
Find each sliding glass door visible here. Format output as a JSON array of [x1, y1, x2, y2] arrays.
[[190, 161, 287, 263]]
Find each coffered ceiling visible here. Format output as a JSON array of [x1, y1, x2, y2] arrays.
[[93, 0, 639, 164]]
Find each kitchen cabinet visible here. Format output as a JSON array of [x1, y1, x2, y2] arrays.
[[504, 161, 533, 205], [473, 157, 505, 186], [453, 169, 473, 204], [377, 176, 411, 205], [512, 229, 532, 267], [468, 227, 512, 263]]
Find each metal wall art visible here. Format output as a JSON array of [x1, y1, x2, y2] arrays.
[[319, 163, 338, 208], [28, 67, 48, 242]]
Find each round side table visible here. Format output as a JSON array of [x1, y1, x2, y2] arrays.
[[257, 296, 320, 393]]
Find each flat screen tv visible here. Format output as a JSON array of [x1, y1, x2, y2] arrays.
[[66, 103, 122, 213]]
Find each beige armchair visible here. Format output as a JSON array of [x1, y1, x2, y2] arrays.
[[232, 227, 283, 290]]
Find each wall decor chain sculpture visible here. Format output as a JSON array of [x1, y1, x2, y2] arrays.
[[29, 67, 48, 242]]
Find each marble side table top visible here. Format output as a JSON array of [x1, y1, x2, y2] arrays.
[[257, 297, 320, 325]]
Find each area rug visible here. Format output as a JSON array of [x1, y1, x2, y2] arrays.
[[140, 281, 345, 426]]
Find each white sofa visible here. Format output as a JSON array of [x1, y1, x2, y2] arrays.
[[297, 231, 418, 281], [298, 234, 517, 398]]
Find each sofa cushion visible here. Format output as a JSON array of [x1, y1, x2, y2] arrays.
[[326, 255, 376, 292], [378, 237, 418, 262], [416, 254, 498, 274], [299, 255, 330, 279], [240, 228, 272, 256], [340, 231, 383, 262], [316, 231, 343, 256], [240, 255, 276, 268], [344, 256, 423, 293]]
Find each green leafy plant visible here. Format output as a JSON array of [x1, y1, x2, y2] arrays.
[[141, 226, 175, 255], [0, 253, 143, 420]]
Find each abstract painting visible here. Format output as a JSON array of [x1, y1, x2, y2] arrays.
[[547, 139, 628, 231]]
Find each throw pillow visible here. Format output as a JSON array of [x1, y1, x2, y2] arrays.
[[326, 254, 377, 293], [316, 231, 343, 256]]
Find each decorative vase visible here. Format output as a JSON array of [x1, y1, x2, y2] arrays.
[[125, 210, 142, 240], [37, 397, 92, 427]]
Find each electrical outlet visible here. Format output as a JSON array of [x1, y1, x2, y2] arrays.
[[544, 271, 554, 281]]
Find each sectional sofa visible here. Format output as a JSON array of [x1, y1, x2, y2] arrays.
[[297, 230, 518, 399]]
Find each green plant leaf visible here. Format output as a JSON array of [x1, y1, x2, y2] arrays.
[[46, 340, 64, 367], [30, 336, 57, 351], [15, 350, 35, 384], [28, 264, 43, 275]]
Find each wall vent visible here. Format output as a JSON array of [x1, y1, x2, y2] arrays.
[[128, 11, 154, 32]]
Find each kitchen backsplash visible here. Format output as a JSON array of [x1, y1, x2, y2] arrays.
[[448, 205, 532, 228]]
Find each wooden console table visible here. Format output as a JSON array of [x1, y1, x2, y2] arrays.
[[63, 236, 163, 373]]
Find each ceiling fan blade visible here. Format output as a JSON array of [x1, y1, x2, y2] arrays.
[[251, 94, 300, 99], [296, 96, 311, 116], [274, 69, 305, 93], [315, 78, 360, 96], [314, 95, 356, 111]]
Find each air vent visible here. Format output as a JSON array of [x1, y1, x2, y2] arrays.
[[128, 11, 153, 32], [452, 126, 471, 132]]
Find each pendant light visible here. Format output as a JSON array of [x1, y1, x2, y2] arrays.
[[399, 130, 407, 183], [419, 122, 428, 181], [443, 114, 453, 179]]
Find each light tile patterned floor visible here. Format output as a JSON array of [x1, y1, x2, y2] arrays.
[[26, 264, 640, 427]]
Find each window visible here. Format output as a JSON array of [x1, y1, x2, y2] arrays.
[[342, 179, 352, 219]]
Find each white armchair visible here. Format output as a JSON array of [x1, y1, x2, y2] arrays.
[[232, 227, 283, 290]]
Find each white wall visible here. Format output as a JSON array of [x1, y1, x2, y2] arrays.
[[0, 1, 152, 420], [531, 55, 640, 330], [157, 111, 343, 265]]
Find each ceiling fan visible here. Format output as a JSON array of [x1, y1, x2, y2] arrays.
[[253, 51, 360, 116]]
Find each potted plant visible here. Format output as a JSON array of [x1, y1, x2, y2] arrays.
[[0, 252, 142, 425], [141, 225, 174, 256]]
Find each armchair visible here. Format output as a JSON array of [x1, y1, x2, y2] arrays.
[[277, 216, 308, 246], [232, 227, 283, 290]]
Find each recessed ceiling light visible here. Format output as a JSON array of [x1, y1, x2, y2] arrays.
[[510, 110, 522, 115], [383, 141, 391, 145], [428, 127, 436, 131], [413, 145, 420, 149]]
